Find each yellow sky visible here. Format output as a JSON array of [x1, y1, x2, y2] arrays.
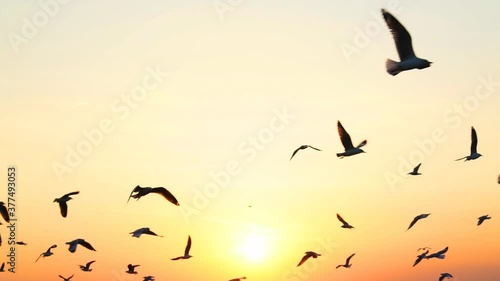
[[1, 0, 500, 280]]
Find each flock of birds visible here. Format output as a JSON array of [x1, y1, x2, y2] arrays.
[[0, 7, 498, 281]]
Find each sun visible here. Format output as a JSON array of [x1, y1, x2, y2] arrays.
[[238, 235, 269, 263]]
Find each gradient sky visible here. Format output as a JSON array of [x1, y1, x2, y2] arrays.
[[1, 0, 500, 280]]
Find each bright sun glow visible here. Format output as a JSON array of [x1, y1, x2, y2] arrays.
[[239, 235, 269, 263]]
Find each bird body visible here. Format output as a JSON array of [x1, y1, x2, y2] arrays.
[[297, 251, 321, 267], [381, 9, 431, 75], [336, 121, 367, 158], [172, 236, 192, 260]]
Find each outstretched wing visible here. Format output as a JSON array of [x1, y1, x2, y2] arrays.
[[470, 127, 478, 154], [79, 240, 96, 252], [308, 146, 321, 151], [64, 191, 80, 197], [171, 256, 183, 260], [86, 260, 96, 267], [297, 254, 310, 267], [345, 253, 355, 264], [0, 204, 10, 223], [144, 229, 162, 237], [59, 202, 68, 218], [336, 213, 348, 225], [356, 140, 367, 149], [406, 217, 419, 231], [152, 187, 179, 206], [185, 236, 192, 256], [337, 121, 354, 150], [413, 163, 421, 173], [290, 147, 302, 161], [381, 9, 415, 60]]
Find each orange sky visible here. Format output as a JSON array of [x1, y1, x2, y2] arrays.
[[1, 0, 500, 280]]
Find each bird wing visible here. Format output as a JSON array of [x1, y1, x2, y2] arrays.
[[185, 236, 192, 256], [345, 253, 355, 264], [413, 163, 421, 173], [171, 257, 183, 260], [58, 276, 65, 280], [356, 140, 367, 149], [0, 204, 10, 223], [0, 262, 4, 271], [289, 147, 302, 161], [437, 247, 448, 255], [297, 254, 311, 267], [336, 213, 348, 225], [87, 260, 96, 267], [335, 264, 343, 269], [381, 9, 415, 60], [127, 185, 142, 203], [308, 146, 321, 151], [59, 202, 68, 218], [144, 229, 161, 237], [152, 187, 179, 206], [337, 121, 354, 150], [64, 191, 80, 197], [439, 275, 445, 281], [470, 127, 478, 154], [79, 240, 96, 251], [36, 253, 43, 263], [407, 217, 419, 230]]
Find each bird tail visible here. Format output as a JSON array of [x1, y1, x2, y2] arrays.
[[386, 59, 401, 76]]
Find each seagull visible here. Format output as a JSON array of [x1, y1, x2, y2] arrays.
[[290, 145, 321, 160], [79, 260, 96, 272], [439, 273, 453, 281], [417, 247, 431, 252], [406, 213, 431, 231], [0, 202, 10, 223], [381, 9, 431, 76], [16, 241, 28, 246], [297, 251, 321, 267], [53, 191, 79, 218], [126, 264, 140, 274], [426, 246, 448, 260], [0, 262, 4, 272], [36, 244, 57, 262], [336, 121, 367, 158], [477, 215, 491, 226], [455, 127, 482, 161], [408, 163, 422, 175], [130, 227, 163, 238], [59, 275, 74, 281], [228, 278, 246, 281], [128, 185, 179, 206], [337, 213, 354, 229], [172, 236, 192, 260], [336, 253, 355, 269], [413, 249, 428, 267], [66, 238, 96, 253], [143, 276, 155, 281]]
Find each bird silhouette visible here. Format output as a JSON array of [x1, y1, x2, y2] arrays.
[[53, 191, 79, 218], [128, 185, 179, 206], [171, 236, 192, 260], [336, 121, 367, 158]]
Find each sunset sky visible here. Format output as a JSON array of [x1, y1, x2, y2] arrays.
[[1, 0, 500, 280]]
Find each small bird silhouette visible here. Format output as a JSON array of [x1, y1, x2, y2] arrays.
[[79, 260, 96, 272], [58, 274, 74, 281], [36, 244, 57, 262], [228, 278, 246, 281], [336, 213, 354, 229], [381, 9, 432, 75], [126, 264, 140, 274], [128, 185, 179, 206], [406, 213, 431, 231], [54, 191, 79, 218], [130, 227, 163, 238], [171, 236, 192, 260], [455, 127, 482, 161], [336, 253, 355, 269], [290, 145, 321, 160], [439, 273, 453, 281], [336, 121, 367, 158], [477, 215, 491, 226], [66, 238, 96, 253], [408, 163, 422, 175], [297, 251, 321, 267]]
